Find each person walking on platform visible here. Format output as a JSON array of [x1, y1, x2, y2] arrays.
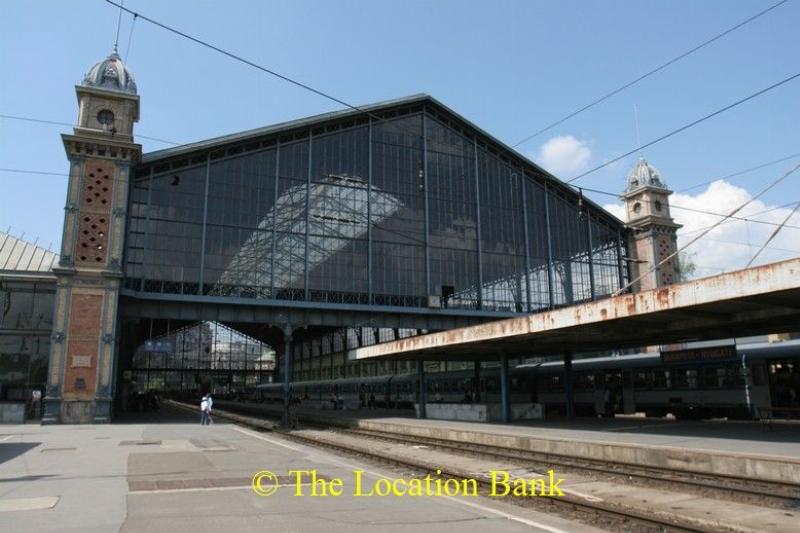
[[200, 394, 213, 426]]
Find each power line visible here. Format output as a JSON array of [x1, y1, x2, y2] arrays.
[[512, 0, 789, 147], [0, 113, 181, 146], [694, 235, 800, 256], [0, 168, 69, 177], [677, 151, 800, 193], [567, 71, 800, 184], [579, 183, 800, 231], [746, 201, 800, 267], [677, 201, 800, 236], [103, 0, 378, 119]]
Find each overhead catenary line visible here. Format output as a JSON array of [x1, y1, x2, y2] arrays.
[[677, 151, 800, 192], [566, 71, 800, 184], [676, 201, 800, 236], [614, 162, 800, 295], [578, 184, 800, 231], [746, 201, 800, 267], [512, 0, 789, 147], [103, 0, 380, 120], [125, 13, 138, 63], [0, 113, 181, 146]]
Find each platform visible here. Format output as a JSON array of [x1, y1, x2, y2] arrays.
[[0, 405, 603, 533], [214, 400, 800, 485]]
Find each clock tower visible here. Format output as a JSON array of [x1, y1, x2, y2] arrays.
[[622, 158, 682, 292], [43, 50, 141, 423]]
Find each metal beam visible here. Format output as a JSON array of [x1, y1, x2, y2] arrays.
[[304, 130, 312, 301], [282, 325, 293, 426], [543, 183, 556, 309], [416, 359, 426, 419], [500, 352, 510, 423], [270, 141, 280, 296], [473, 138, 483, 309], [198, 154, 211, 294], [586, 213, 596, 301], [367, 117, 373, 304], [564, 351, 574, 420], [422, 112, 431, 297], [521, 175, 532, 312]]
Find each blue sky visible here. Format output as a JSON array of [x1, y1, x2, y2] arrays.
[[1, 0, 798, 274]]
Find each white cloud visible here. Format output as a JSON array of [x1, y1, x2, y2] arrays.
[[534, 135, 592, 176], [603, 180, 800, 279]]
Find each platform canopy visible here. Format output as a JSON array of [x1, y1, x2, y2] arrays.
[[350, 258, 800, 361]]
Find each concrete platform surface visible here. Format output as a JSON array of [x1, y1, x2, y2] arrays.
[[0, 406, 605, 533], [217, 401, 800, 484], [218, 401, 800, 457]]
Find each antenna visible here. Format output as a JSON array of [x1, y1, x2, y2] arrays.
[[114, 0, 124, 53], [634, 104, 642, 155]]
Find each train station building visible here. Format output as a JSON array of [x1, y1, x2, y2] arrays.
[[1, 49, 796, 424]]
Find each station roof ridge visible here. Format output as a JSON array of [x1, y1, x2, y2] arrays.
[[140, 93, 624, 226]]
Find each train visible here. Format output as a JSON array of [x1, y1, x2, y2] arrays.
[[254, 339, 800, 419]]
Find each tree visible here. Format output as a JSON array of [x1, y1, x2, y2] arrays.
[[678, 251, 697, 281]]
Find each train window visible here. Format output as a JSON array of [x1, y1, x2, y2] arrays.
[[634, 371, 648, 388], [574, 374, 594, 391], [703, 367, 721, 388], [672, 368, 697, 389], [652, 370, 668, 389]]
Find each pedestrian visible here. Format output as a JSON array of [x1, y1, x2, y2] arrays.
[[206, 393, 214, 425], [200, 394, 209, 425]]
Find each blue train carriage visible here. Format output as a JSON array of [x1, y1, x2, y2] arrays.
[[254, 339, 799, 419], [516, 340, 799, 419]]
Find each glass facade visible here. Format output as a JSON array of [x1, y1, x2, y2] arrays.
[[0, 278, 54, 416], [126, 321, 273, 398], [125, 101, 627, 314]]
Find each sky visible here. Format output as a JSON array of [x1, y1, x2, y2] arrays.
[[1, 0, 798, 278]]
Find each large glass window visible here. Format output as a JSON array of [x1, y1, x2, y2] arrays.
[[0, 279, 54, 416], [124, 105, 626, 313]]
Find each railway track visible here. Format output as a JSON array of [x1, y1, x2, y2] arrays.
[[171, 401, 800, 531], [336, 427, 800, 508], [278, 428, 719, 533]]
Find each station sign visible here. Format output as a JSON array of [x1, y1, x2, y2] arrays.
[[144, 340, 173, 353], [660, 345, 737, 365]]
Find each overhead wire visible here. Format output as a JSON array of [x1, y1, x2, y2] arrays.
[[125, 13, 138, 63], [0, 113, 181, 146], [512, 0, 789, 147], [676, 201, 800, 236], [103, 0, 385, 121], [566, 71, 800, 184], [745, 201, 800, 267], [578, 184, 800, 231], [677, 151, 800, 193]]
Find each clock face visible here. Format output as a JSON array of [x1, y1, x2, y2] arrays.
[[97, 109, 115, 125]]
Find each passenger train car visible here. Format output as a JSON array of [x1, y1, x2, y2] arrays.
[[255, 340, 800, 419]]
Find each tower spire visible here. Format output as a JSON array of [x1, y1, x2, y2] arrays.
[[113, 0, 124, 54]]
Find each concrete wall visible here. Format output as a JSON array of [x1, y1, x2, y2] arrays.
[[415, 403, 543, 422]]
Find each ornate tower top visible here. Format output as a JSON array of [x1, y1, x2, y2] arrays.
[[625, 157, 667, 193], [621, 157, 681, 291], [81, 49, 137, 95]]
